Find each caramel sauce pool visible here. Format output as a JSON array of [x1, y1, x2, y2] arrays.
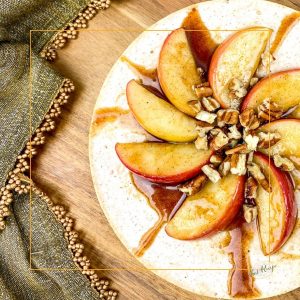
[[182, 8, 218, 72], [271, 12, 300, 54], [131, 174, 186, 257]]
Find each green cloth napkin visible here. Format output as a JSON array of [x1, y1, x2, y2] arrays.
[[0, 1, 112, 299]]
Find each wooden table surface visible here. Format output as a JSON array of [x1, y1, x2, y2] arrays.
[[33, 0, 300, 299]]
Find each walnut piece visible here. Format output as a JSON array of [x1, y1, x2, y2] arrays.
[[230, 153, 247, 175], [195, 136, 208, 150], [244, 176, 258, 206], [244, 134, 259, 151], [210, 129, 229, 150], [257, 131, 281, 149], [193, 85, 213, 98], [196, 111, 217, 124], [258, 98, 283, 121], [273, 154, 295, 171], [217, 109, 239, 126], [188, 100, 202, 113], [179, 174, 207, 196], [228, 125, 242, 140], [247, 162, 271, 192], [201, 97, 220, 112], [202, 165, 221, 183], [243, 205, 258, 223], [239, 108, 260, 130]]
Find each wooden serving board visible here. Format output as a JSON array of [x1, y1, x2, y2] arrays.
[[33, 0, 300, 299]]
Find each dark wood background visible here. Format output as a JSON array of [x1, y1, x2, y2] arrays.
[[33, 0, 300, 299]]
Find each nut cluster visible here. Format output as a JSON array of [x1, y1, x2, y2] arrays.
[[41, 0, 111, 61], [180, 72, 297, 224]]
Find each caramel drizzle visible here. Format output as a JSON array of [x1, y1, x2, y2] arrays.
[[131, 174, 185, 257], [225, 221, 259, 298], [271, 12, 300, 55]]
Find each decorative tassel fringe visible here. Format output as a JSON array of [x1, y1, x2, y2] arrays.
[[40, 0, 111, 62]]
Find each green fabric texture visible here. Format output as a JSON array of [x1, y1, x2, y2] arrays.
[[0, 1, 106, 299]]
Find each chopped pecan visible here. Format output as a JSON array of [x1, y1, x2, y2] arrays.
[[210, 129, 229, 150], [258, 98, 283, 121], [257, 131, 281, 149], [210, 154, 223, 166], [247, 162, 271, 192], [218, 157, 231, 177], [202, 165, 221, 183], [244, 133, 259, 151], [201, 97, 220, 112], [196, 111, 217, 124], [249, 77, 259, 87], [273, 154, 295, 171], [179, 174, 207, 196], [193, 85, 213, 98], [195, 136, 208, 150], [243, 205, 258, 223], [228, 125, 242, 140], [196, 124, 214, 137], [217, 109, 239, 125], [230, 153, 247, 175], [247, 151, 254, 163], [225, 144, 248, 155], [228, 78, 248, 99], [239, 108, 260, 130], [197, 67, 206, 81], [188, 100, 202, 113], [244, 176, 258, 206]]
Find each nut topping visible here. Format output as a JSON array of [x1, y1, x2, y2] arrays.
[[247, 162, 271, 192], [179, 174, 208, 196], [201, 97, 220, 112], [196, 111, 217, 124], [244, 176, 258, 206], [210, 154, 223, 166], [273, 154, 295, 171], [225, 144, 249, 155], [228, 78, 248, 100], [243, 205, 258, 223], [257, 131, 281, 149], [218, 157, 231, 177], [228, 125, 242, 140], [217, 109, 239, 125], [188, 100, 202, 113], [230, 153, 247, 176], [193, 85, 213, 99], [244, 133, 259, 151], [239, 108, 260, 130], [202, 165, 221, 183], [210, 129, 229, 150], [195, 136, 208, 150], [258, 98, 283, 121]]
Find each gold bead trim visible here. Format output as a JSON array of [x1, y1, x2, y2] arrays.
[[40, 0, 111, 62], [0, 78, 118, 298]]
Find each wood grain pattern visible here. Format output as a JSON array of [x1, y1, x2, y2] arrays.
[[33, 0, 300, 299]]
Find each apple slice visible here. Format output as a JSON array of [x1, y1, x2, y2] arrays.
[[258, 119, 300, 157], [253, 152, 297, 255], [127, 80, 198, 142], [158, 28, 201, 116], [115, 142, 212, 184], [209, 27, 270, 108], [165, 174, 245, 240], [242, 69, 300, 118]]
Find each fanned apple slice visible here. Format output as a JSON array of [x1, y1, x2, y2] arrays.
[[127, 80, 198, 142], [165, 174, 245, 240], [258, 119, 300, 157], [115, 143, 212, 184], [242, 69, 300, 117], [209, 27, 271, 108], [158, 28, 201, 116], [253, 152, 297, 255]]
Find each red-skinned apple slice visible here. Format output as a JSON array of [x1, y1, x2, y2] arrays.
[[157, 28, 201, 116], [253, 152, 297, 255], [258, 119, 300, 157], [127, 80, 198, 142], [165, 174, 245, 240], [242, 69, 300, 118], [209, 27, 271, 108], [115, 142, 212, 184]]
